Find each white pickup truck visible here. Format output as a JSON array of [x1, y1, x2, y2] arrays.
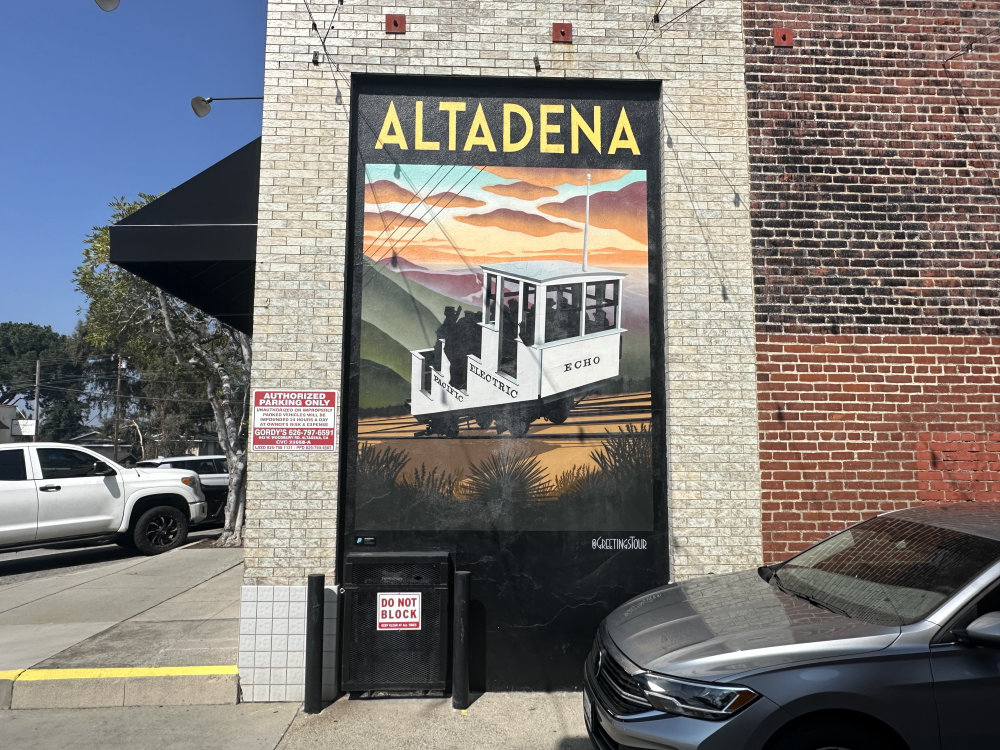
[[0, 442, 207, 555]]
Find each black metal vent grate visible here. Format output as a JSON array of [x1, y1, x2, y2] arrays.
[[343, 589, 446, 686], [341, 552, 451, 693], [347, 562, 446, 586]]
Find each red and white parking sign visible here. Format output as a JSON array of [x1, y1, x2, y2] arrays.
[[377, 592, 422, 630], [251, 389, 338, 451]]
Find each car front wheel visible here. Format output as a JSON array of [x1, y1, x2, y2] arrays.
[[767, 718, 903, 750], [132, 506, 189, 555]]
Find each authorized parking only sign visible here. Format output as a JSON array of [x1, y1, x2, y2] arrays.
[[377, 592, 422, 630], [251, 389, 338, 451]]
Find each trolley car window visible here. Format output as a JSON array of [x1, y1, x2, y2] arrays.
[[485, 274, 498, 325], [585, 280, 619, 334], [544, 283, 582, 343], [521, 284, 536, 345], [499, 279, 520, 377]]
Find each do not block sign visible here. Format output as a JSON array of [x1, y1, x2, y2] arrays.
[[377, 592, 422, 630]]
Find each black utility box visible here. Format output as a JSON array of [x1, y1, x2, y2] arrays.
[[341, 551, 451, 693]]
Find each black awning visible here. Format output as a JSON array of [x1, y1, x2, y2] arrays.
[[109, 138, 260, 334]]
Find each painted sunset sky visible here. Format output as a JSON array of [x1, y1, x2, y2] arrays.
[[362, 165, 648, 269]]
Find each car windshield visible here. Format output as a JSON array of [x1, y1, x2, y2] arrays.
[[775, 515, 1000, 626]]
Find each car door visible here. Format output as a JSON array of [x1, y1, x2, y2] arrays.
[[32, 447, 125, 540], [929, 581, 1000, 748], [0, 448, 39, 545]]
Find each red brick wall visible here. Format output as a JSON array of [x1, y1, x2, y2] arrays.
[[746, 1, 1000, 560], [758, 334, 1000, 560]]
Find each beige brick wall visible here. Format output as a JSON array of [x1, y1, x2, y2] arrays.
[[246, 0, 761, 585]]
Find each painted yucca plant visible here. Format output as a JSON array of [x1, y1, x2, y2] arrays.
[[548, 425, 653, 529], [590, 424, 652, 479], [398, 465, 462, 503], [356, 441, 410, 482], [462, 444, 553, 504]]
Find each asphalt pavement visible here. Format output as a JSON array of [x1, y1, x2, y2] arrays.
[[0, 538, 592, 749]]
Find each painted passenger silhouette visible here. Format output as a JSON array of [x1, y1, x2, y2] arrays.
[[451, 310, 482, 388], [435, 305, 462, 371]]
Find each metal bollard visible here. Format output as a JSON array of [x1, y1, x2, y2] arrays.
[[304, 573, 325, 714], [452, 570, 471, 710]]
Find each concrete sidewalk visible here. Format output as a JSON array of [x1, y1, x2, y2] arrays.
[[0, 541, 242, 709], [0, 692, 592, 750], [0, 541, 593, 750]]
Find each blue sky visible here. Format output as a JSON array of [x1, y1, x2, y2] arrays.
[[0, 1, 266, 335]]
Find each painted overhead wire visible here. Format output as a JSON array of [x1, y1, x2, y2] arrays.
[[302, 0, 488, 286], [636, 0, 713, 56]]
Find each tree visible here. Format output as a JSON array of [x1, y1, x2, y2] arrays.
[[0, 322, 87, 440], [75, 196, 251, 546]]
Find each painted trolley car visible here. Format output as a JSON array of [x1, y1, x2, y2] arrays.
[[409, 260, 626, 436]]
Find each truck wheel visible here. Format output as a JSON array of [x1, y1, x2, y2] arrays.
[[132, 506, 189, 555]]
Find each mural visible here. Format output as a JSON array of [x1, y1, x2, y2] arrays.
[[349, 82, 660, 532]]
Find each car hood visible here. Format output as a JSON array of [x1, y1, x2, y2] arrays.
[[605, 569, 900, 681], [130, 468, 205, 499]]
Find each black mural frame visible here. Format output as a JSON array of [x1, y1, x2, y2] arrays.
[[339, 73, 667, 690]]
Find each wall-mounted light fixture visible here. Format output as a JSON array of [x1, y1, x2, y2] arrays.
[[190, 96, 264, 118], [95, 0, 120, 10]]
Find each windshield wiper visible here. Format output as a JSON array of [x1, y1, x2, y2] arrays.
[[767, 569, 851, 618], [757, 564, 776, 582]]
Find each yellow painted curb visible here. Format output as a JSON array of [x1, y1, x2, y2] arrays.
[[0, 670, 25, 681], [16, 666, 238, 681]]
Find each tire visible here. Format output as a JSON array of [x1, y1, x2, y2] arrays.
[[507, 413, 530, 437], [544, 398, 572, 424], [132, 506, 189, 555], [114, 535, 136, 550], [767, 718, 901, 750]]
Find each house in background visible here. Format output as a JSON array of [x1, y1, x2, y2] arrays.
[[0, 405, 29, 444]]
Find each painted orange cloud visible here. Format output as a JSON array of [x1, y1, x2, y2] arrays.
[[482, 182, 559, 200], [539, 181, 648, 244], [483, 167, 629, 188], [425, 192, 486, 208], [454, 208, 581, 237], [365, 180, 420, 205], [364, 210, 428, 232]]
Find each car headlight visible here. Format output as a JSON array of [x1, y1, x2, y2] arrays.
[[635, 673, 759, 721]]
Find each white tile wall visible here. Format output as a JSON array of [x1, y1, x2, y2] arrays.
[[238, 584, 338, 702]]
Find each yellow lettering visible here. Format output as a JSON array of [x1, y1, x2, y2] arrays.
[[608, 108, 640, 155], [463, 104, 497, 151], [375, 101, 408, 150], [503, 104, 533, 152], [439, 102, 467, 151], [539, 104, 564, 154], [414, 101, 440, 151], [570, 105, 601, 154]]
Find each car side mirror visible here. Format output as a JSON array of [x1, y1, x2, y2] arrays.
[[92, 461, 117, 477], [958, 612, 1000, 647]]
